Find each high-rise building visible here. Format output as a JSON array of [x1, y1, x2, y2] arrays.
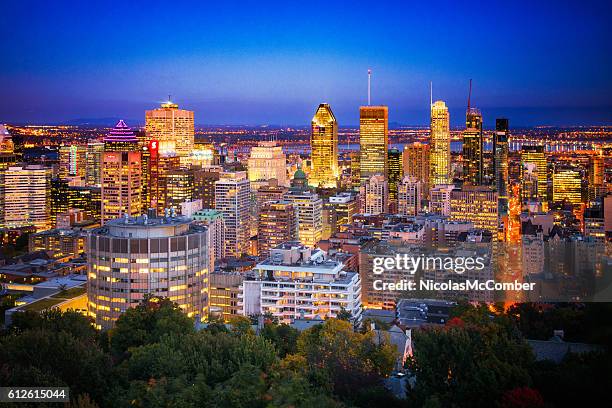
[[193, 165, 222, 209], [209, 273, 243, 322], [359, 106, 388, 183], [430, 101, 451, 185], [59, 145, 87, 183], [398, 176, 422, 216], [86, 142, 104, 187], [0, 125, 17, 227], [255, 180, 288, 216], [149, 154, 181, 214], [87, 215, 210, 329], [190, 142, 218, 167], [240, 243, 362, 323], [324, 192, 359, 238], [310, 103, 339, 188], [403, 142, 430, 198], [215, 171, 251, 257], [387, 147, 402, 210], [349, 152, 361, 189], [450, 186, 499, 237], [284, 176, 323, 248], [494, 119, 510, 215], [166, 168, 194, 213], [462, 108, 483, 185], [145, 101, 194, 157], [258, 200, 297, 258], [553, 167, 583, 205], [429, 184, 454, 216], [101, 121, 142, 224], [588, 151, 604, 201], [360, 174, 388, 215], [521, 146, 548, 205], [192, 209, 226, 268], [247, 141, 288, 189], [3, 165, 52, 230]]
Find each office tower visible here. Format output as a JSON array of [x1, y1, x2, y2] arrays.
[[494, 118, 510, 215], [450, 186, 499, 237], [87, 215, 210, 329], [0, 125, 17, 227], [387, 147, 402, 210], [521, 146, 548, 205], [241, 243, 362, 323], [588, 151, 604, 201], [247, 141, 289, 189], [191, 142, 218, 167], [403, 142, 430, 198], [29, 228, 85, 259], [310, 103, 339, 188], [430, 184, 454, 216], [553, 167, 582, 205], [462, 108, 484, 185], [398, 176, 423, 216], [101, 121, 142, 224], [430, 101, 451, 185], [149, 154, 181, 214], [166, 168, 194, 213], [359, 174, 388, 215], [209, 273, 243, 321], [359, 106, 388, 182], [255, 179, 288, 215], [59, 145, 87, 183], [215, 171, 251, 257], [86, 142, 104, 187], [145, 101, 194, 157], [284, 185, 323, 247], [192, 208, 226, 268], [349, 152, 361, 189], [324, 192, 359, 238], [4, 165, 52, 230], [257, 200, 297, 258], [193, 165, 222, 209]]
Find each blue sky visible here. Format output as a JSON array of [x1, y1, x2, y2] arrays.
[[1, 0, 610, 126]]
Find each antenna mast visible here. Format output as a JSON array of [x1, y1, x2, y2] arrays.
[[367, 69, 371, 106], [467, 79, 472, 112], [430, 81, 433, 106]]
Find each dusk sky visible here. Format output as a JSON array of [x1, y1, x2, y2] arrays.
[[1, 0, 611, 127]]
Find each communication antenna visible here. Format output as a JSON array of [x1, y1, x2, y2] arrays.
[[467, 79, 472, 112], [430, 81, 433, 106], [367, 69, 372, 106], [168, 94, 172, 103]]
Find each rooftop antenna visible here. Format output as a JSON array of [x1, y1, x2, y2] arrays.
[[168, 94, 172, 102], [367, 69, 372, 106], [430, 81, 433, 107], [467, 79, 472, 112]]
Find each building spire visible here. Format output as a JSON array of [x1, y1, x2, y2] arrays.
[[467, 79, 472, 112], [430, 81, 433, 107], [367, 69, 372, 106]]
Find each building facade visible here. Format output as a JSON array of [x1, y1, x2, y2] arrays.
[[359, 106, 388, 183], [310, 103, 339, 188]]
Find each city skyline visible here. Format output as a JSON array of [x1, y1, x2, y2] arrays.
[[1, 1, 611, 126]]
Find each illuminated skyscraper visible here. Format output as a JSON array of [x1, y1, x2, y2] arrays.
[[247, 141, 288, 189], [258, 200, 297, 258], [430, 101, 451, 185], [403, 142, 429, 198], [0, 125, 17, 227], [145, 101, 194, 157], [310, 103, 339, 188], [398, 176, 422, 216], [553, 167, 582, 205], [349, 152, 361, 189], [521, 146, 548, 205], [323, 192, 359, 238], [149, 154, 181, 215], [255, 180, 288, 217], [166, 168, 194, 213], [4, 165, 52, 230], [193, 166, 222, 209], [387, 147, 402, 210], [101, 120, 142, 224], [86, 142, 104, 187], [59, 145, 87, 183], [359, 106, 388, 183], [360, 174, 388, 215], [494, 118, 510, 215], [450, 186, 499, 238], [215, 171, 251, 257], [284, 170, 323, 247], [588, 151, 604, 201], [462, 108, 483, 185]]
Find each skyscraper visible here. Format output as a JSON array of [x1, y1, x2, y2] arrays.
[[257, 200, 297, 258], [398, 176, 422, 216], [86, 142, 104, 187], [521, 146, 548, 206], [403, 142, 430, 198], [247, 141, 289, 189], [359, 174, 388, 215], [462, 108, 484, 185], [0, 125, 17, 227], [553, 167, 582, 205], [430, 101, 451, 185], [166, 168, 195, 213], [450, 186, 499, 238], [359, 106, 388, 183], [4, 165, 52, 230], [215, 171, 251, 257], [59, 145, 87, 183], [493, 118, 510, 215], [387, 147, 402, 210], [101, 120, 142, 224], [145, 101, 194, 157], [310, 103, 339, 188]]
